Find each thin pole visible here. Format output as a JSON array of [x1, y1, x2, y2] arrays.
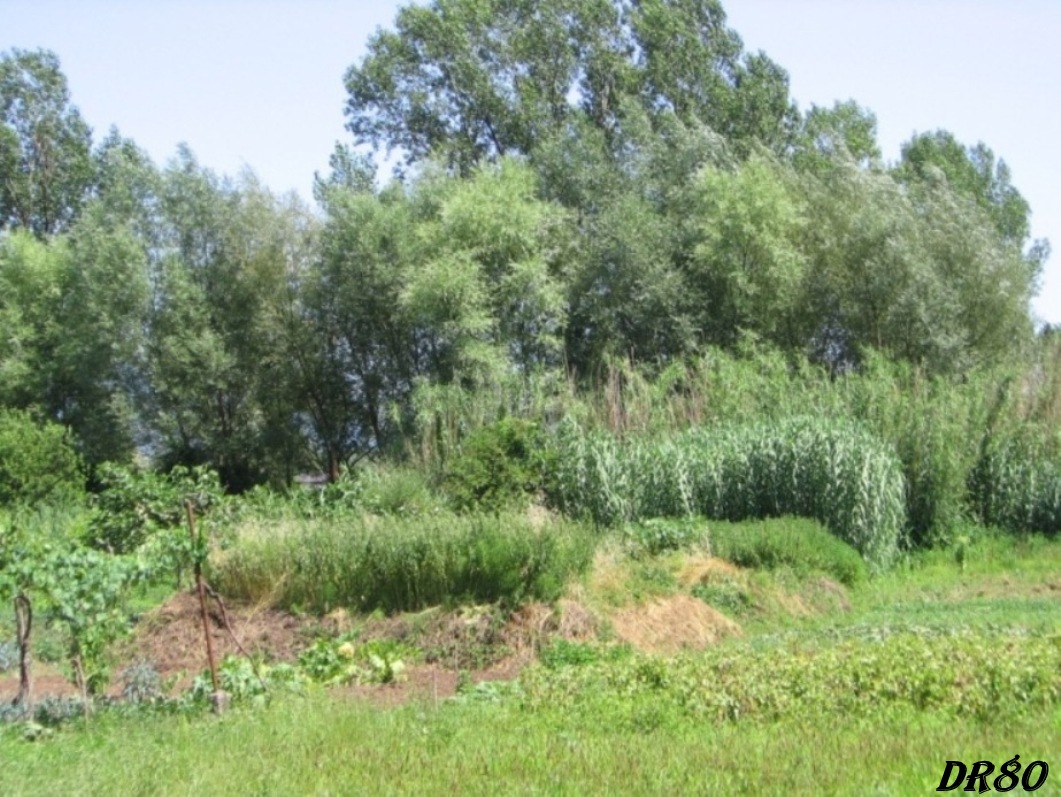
[[186, 501, 223, 712]]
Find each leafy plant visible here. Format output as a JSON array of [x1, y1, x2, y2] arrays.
[[190, 656, 306, 707], [0, 408, 84, 507], [297, 635, 363, 685], [87, 463, 224, 554], [119, 661, 165, 703], [625, 518, 707, 557], [442, 418, 548, 512]]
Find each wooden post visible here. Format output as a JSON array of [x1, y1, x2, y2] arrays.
[[186, 502, 226, 713], [14, 593, 32, 712]]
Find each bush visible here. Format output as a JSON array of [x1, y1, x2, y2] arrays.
[[87, 464, 224, 553], [442, 418, 548, 512], [214, 511, 595, 613], [0, 408, 84, 507], [624, 518, 707, 557]]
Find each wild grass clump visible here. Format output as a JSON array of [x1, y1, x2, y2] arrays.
[[549, 416, 905, 571], [621, 515, 865, 585], [707, 517, 867, 586], [213, 511, 594, 614]]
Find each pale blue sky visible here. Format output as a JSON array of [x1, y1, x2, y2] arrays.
[[6, 0, 1060, 324]]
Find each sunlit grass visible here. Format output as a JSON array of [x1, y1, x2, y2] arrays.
[[0, 695, 1057, 796]]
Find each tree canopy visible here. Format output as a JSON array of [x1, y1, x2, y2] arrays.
[[0, 5, 1050, 488]]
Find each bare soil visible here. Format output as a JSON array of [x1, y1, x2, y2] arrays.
[[0, 591, 601, 707]]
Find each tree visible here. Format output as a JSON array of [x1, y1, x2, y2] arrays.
[[344, 0, 797, 175], [147, 149, 311, 489], [798, 160, 1036, 373], [687, 156, 809, 349], [792, 100, 881, 174], [630, 0, 797, 153], [0, 219, 149, 467], [895, 130, 1031, 248], [0, 49, 94, 236]]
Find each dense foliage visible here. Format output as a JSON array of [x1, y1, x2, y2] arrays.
[[548, 416, 906, 570], [0, 0, 1051, 493], [0, 409, 83, 507]]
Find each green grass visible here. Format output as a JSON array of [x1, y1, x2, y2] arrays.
[[214, 510, 595, 613], [0, 695, 1057, 796], [2, 530, 1059, 796], [762, 530, 1061, 636]]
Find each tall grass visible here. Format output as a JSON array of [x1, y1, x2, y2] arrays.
[[549, 416, 906, 571], [214, 510, 595, 613], [406, 341, 1061, 548], [971, 432, 1061, 536]]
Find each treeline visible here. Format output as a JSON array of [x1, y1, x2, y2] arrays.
[[0, 0, 1052, 493]]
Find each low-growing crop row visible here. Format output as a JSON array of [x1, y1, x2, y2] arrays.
[[520, 628, 1061, 725]]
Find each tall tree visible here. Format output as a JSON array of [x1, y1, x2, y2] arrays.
[[0, 49, 94, 236], [344, 0, 796, 174], [799, 159, 1035, 373], [0, 221, 148, 466], [147, 149, 310, 489], [895, 130, 1032, 249], [792, 100, 881, 174]]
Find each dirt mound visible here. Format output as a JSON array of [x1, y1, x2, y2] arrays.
[[115, 590, 330, 691], [0, 591, 323, 704], [611, 595, 742, 655], [507, 599, 598, 648]]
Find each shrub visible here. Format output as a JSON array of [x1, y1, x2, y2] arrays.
[[624, 518, 707, 557], [87, 464, 224, 553], [442, 418, 547, 512], [0, 408, 84, 507]]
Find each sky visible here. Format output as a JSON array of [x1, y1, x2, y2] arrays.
[[5, 0, 1061, 325]]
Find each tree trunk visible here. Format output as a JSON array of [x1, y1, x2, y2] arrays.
[[14, 593, 32, 711]]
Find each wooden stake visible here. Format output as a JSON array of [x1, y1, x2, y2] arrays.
[[186, 501, 225, 713]]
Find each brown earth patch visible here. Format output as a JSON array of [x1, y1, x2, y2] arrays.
[[125, 590, 313, 680], [610, 595, 742, 655], [0, 591, 597, 710]]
